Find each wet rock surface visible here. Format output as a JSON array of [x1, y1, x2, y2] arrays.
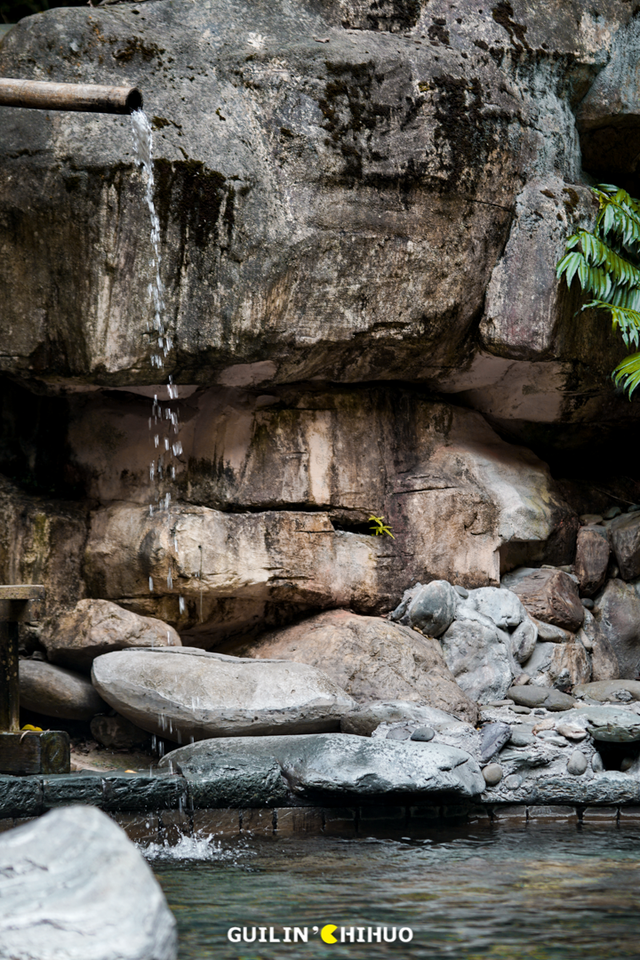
[[0, 805, 176, 960], [91, 647, 357, 741], [160, 733, 486, 800]]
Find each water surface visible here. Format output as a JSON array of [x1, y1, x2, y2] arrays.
[[150, 823, 640, 960]]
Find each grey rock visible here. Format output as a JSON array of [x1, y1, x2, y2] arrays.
[[582, 598, 595, 610], [555, 721, 588, 741], [509, 726, 535, 747], [567, 750, 588, 775], [92, 648, 357, 742], [503, 774, 523, 790], [43, 599, 182, 672], [19, 660, 107, 721], [480, 722, 512, 762], [464, 587, 527, 629], [90, 715, 151, 751], [569, 705, 640, 743], [507, 685, 575, 711], [573, 680, 640, 702], [482, 763, 503, 786], [593, 580, 640, 680], [341, 702, 463, 738], [511, 705, 532, 715], [390, 580, 459, 638], [238, 610, 478, 723], [604, 507, 623, 520], [386, 726, 412, 741], [161, 734, 486, 800], [592, 752, 605, 772], [440, 615, 513, 704], [579, 609, 619, 681], [510, 618, 539, 664], [0, 806, 176, 960], [410, 726, 435, 742], [169, 755, 289, 808], [530, 618, 576, 643], [454, 586, 469, 599], [609, 512, 640, 579]]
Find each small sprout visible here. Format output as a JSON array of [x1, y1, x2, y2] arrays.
[[369, 515, 395, 538]]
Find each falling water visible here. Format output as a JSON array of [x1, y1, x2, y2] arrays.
[[130, 108, 184, 608]]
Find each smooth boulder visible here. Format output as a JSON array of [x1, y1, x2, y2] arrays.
[[19, 659, 107, 721], [440, 614, 514, 704], [160, 734, 485, 800], [43, 599, 181, 671], [235, 610, 477, 723], [91, 647, 357, 742], [389, 580, 458, 637], [0, 806, 176, 960]]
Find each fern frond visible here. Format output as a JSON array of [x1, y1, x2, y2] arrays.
[[613, 351, 640, 397]]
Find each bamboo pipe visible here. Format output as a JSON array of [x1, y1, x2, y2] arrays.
[[0, 78, 142, 114]]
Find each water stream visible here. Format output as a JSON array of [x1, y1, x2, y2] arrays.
[[147, 823, 640, 959], [130, 109, 183, 605]]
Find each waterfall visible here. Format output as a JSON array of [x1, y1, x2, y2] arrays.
[[130, 109, 183, 600]]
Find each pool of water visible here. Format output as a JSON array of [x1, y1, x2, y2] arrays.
[[149, 822, 640, 960]]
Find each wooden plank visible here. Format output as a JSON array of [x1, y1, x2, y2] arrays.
[[0, 732, 70, 775], [0, 623, 19, 733], [0, 585, 45, 601]]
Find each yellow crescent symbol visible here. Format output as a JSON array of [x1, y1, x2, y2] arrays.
[[320, 924, 338, 944]]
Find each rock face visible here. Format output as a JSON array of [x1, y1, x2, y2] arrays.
[[43, 599, 182, 671], [233, 610, 478, 723], [19, 660, 107, 721], [91, 648, 357, 742], [161, 733, 486, 800], [0, 805, 176, 960], [80, 398, 573, 643]]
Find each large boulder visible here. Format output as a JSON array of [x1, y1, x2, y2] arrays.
[[502, 567, 584, 631], [577, 608, 619, 682], [593, 579, 640, 679], [19, 660, 107, 721], [439, 613, 514, 704], [43, 599, 182, 672], [234, 609, 477, 723], [91, 647, 357, 742], [523, 641, 591, 689], [0, 806, 176, 960], [160, 733, 485, 800]]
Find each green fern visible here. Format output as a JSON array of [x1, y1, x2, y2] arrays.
[[556, 183, 640, 396]]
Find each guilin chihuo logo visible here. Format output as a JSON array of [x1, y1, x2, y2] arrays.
[[227, 924, 414, 944]]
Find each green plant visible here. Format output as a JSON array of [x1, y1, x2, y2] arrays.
[[368, 515, 394, 538], [556, 183, 640, 397]]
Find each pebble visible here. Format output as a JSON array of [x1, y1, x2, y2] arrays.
[[454, 585, 469, 598], [503, 774, 523, 790], [487, 700, 513, 708], [513, 674, 530, 686], [510, 705, 531, 714], [621, 756, 635, 772], [592, 752, 604, 772], [555, 721, 588, 741], [567, 750, 588, 775], [628, 504, 640, 513], [581, 598, 594, 610], [386, 726, 411, 741], [603, 506, 622, 519], [509, 726, 534, 747], [533, 718, 556, 734], [410, 726, 435, 742], [580, 514, 603, 525], [482, 763, 503, 786]]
